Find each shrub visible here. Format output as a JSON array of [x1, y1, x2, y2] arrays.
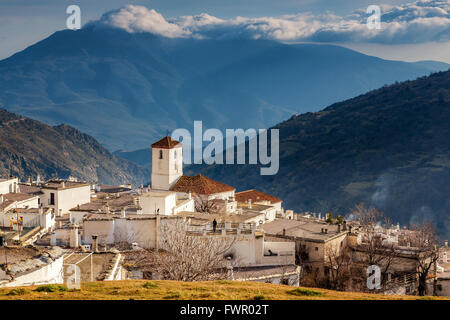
[[253, 294, 265, 300], [34, 284, 68, 293], [142, 281, 158, 289], [287, 288, 323, 297], [6, 288, 30, 296], [163, 291, 181, 299]]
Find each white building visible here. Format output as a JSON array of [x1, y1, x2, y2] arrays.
[[139, 190, 195, 215], [40, 179, 91, 216], [0, 177, 19, 194]]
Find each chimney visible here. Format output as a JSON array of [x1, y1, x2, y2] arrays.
[[70, 224, 79, 248], [29, 175, 33, 184], [248, 199, 252, 209], [188, 191, 192, 200], [343, 221, 347, 231], [50, 232, 57, 246], [445, 240, 448, 248], [121, 208, 126, 218], [92, 235, 99, 253], [338, 224, 341, 233], [61, 181, 65, 188]]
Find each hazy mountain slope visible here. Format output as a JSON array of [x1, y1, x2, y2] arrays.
[[0, 25, 447, 151], [0, 109, 149, 185], [114, 148, 152, 169], [187, 70, 450, 239]]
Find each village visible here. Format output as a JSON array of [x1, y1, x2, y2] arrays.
[[0, 136, 448, 297]]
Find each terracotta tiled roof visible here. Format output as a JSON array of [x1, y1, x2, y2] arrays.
[[170, 174, 235, 195], [151, 136, 181, 149], [3, 192, 36, 202], [70, 194, 138, 212], [97, 185, 132, 194], [235, 189, 282, 204], [18, 184, 43, 195], [42, 180, 90, 190]]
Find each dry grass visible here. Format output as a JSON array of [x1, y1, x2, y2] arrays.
[[0, 280, 448, 300]]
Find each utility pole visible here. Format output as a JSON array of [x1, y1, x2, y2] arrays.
[[91, 253, 94, 282], [2, 215, 7, 267]]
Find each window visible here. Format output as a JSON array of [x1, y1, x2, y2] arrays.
[[49, 193, 55, 205], [315, 247, 319, 251], [159, 150, 163, 159]]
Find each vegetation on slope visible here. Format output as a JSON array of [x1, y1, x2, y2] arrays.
[[0, 280, 447, 300], [189, 70, 450, 239], [0, 109, 149, 186]]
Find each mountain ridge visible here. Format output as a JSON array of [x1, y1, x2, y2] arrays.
[[0, 108, 149, 186], [186, 69, 450, 239], [0, 25, 448, 151]]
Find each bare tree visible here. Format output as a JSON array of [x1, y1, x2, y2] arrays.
[[350, 203, 400, 290], [193, 194, 224, 214], [405, 222, 440, 296], [351, 203, 383, 228], [324, 245, 353, 291], [150, 219, 236, 281]]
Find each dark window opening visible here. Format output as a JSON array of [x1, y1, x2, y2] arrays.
[[159, 150, 163, 159], [50, 193, 55, 205]]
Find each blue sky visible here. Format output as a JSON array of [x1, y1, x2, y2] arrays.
[[0, 0, 449, 62]]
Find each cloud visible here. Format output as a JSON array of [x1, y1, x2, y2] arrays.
[[93, 1, 450, 44], [96, 5, 190, 38]]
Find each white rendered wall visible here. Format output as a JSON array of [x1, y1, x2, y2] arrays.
[[1, 256, 64, 288], [139, 192, 177, 215], [0, 178, 18, 194], [41, 185, 91, 215], [83, 218, 158, 249], [173, 199, 195, 214], [151, 146, 183, 191]]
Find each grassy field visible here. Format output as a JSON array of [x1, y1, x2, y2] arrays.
[[0, 280, 448, 300]]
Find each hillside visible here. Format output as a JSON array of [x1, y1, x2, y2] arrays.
[[114, 148, 152, 169], [0, 280, 446, 300], [0, 109, 149, 185], [188, 70, 450, 239], [0, 25, 447, 151]]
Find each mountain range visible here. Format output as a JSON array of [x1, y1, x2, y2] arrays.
[[0, 24, 448, 151], [186, 70, 450, 239], [0, 109, 149, 186]]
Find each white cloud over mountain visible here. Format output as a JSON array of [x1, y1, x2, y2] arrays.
[[95, 0, 450, 43]]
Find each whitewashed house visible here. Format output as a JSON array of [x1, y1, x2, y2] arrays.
[[40, 179, 91, 216]]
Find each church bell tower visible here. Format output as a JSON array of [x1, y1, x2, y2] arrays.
[[151, 136, 183, 191]]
